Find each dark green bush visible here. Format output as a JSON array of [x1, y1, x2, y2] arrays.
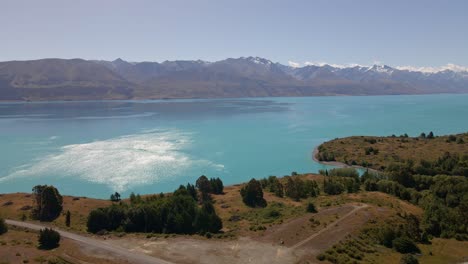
[[306, 202, 317, 213], [38, 228, 60, 249], [392, 237, 420, 254], [0, 217, 7, 235], [400, 254, 419, 264]]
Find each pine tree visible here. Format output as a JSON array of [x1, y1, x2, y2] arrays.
[[65, 210, 71, 227]]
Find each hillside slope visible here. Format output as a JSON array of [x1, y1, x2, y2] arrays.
[[1, 57, 468, 101]]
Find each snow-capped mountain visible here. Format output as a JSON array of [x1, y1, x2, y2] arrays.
[[1, 57, 467, 100]]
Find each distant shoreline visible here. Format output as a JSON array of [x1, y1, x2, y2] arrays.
[[1, 92, 468, 103]]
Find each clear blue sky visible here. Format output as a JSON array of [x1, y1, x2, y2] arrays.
[[1, 0, 467, 67]]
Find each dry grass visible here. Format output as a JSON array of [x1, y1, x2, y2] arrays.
[[0, 193, 111, 233], [0, 226, 131, 264]]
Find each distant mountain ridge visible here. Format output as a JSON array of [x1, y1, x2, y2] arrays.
[[1, 56, 467, 101]]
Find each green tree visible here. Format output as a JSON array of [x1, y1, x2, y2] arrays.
[[210, 177, 224, 194], [186, 183, 198, 201], [240, 179, 266, 207], [65, 210, 71, 227], [323, 178, 345, 195], [110, 192, 121, 202], [196, 175, 212, 194], [87, 208, 109, 233], [427, 131, 434, 139], [32, 185, 63, 221], [38, 228, 60, 249], [194, 202, 222, 233], [0, 217, 7, 235]]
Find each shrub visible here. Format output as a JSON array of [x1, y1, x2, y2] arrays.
[[400, 254, 419, 264], [38, 228, 60, 249], [87, 208, 109, 233], [447, 135, 457, 142], [328, 168, 359, 178], [392, 237, 420, 254], [316, 254, 326, 261], [306, 202, 317, 213], [264, 208, 281, 218], [0, 218, 7, 235]]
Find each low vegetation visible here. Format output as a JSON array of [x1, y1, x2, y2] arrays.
[[314, 132, 468, 263], [38, 228, 61, 249], [317, 132, 468, 172]]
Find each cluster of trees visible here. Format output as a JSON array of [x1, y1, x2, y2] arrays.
[[88, 176, 223, 235], [316, 150, 336, 162], [32, 185, 63, 221], [414, 152, 468, 177], [322, 168, 361, 195], [110, 192, 121, 202], [196, 175, 224, 195], [369, 214, 423, 254], [284, 176, 320, 200], [258, 175, 320, 201], [419, 131, 435, 139], [362, 155, 468, 240], [259, 176, 284, 197]]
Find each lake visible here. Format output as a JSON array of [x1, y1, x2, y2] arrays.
[[1, 94, 467, 198]]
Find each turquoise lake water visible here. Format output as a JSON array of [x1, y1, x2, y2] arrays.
[[1, 94, 467, 198]]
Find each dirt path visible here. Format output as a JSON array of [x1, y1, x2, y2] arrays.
[[5, 219, 173, 264], [291, 204, 368, 250]]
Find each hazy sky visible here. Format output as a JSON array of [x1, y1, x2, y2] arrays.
[[1, 0, 467, 67]]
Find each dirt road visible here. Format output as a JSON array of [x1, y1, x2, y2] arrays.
[[5, 219, 173, 264], [291, 204, 368, 249]]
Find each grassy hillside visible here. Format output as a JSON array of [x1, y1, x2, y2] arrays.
[[316, 132, 468, 171]]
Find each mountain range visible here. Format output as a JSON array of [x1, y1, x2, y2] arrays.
[[1, 56, 467, 101]]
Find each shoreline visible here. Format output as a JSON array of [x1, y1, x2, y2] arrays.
[[1, 92, 467, 103], [312, 146, 379, 173]]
